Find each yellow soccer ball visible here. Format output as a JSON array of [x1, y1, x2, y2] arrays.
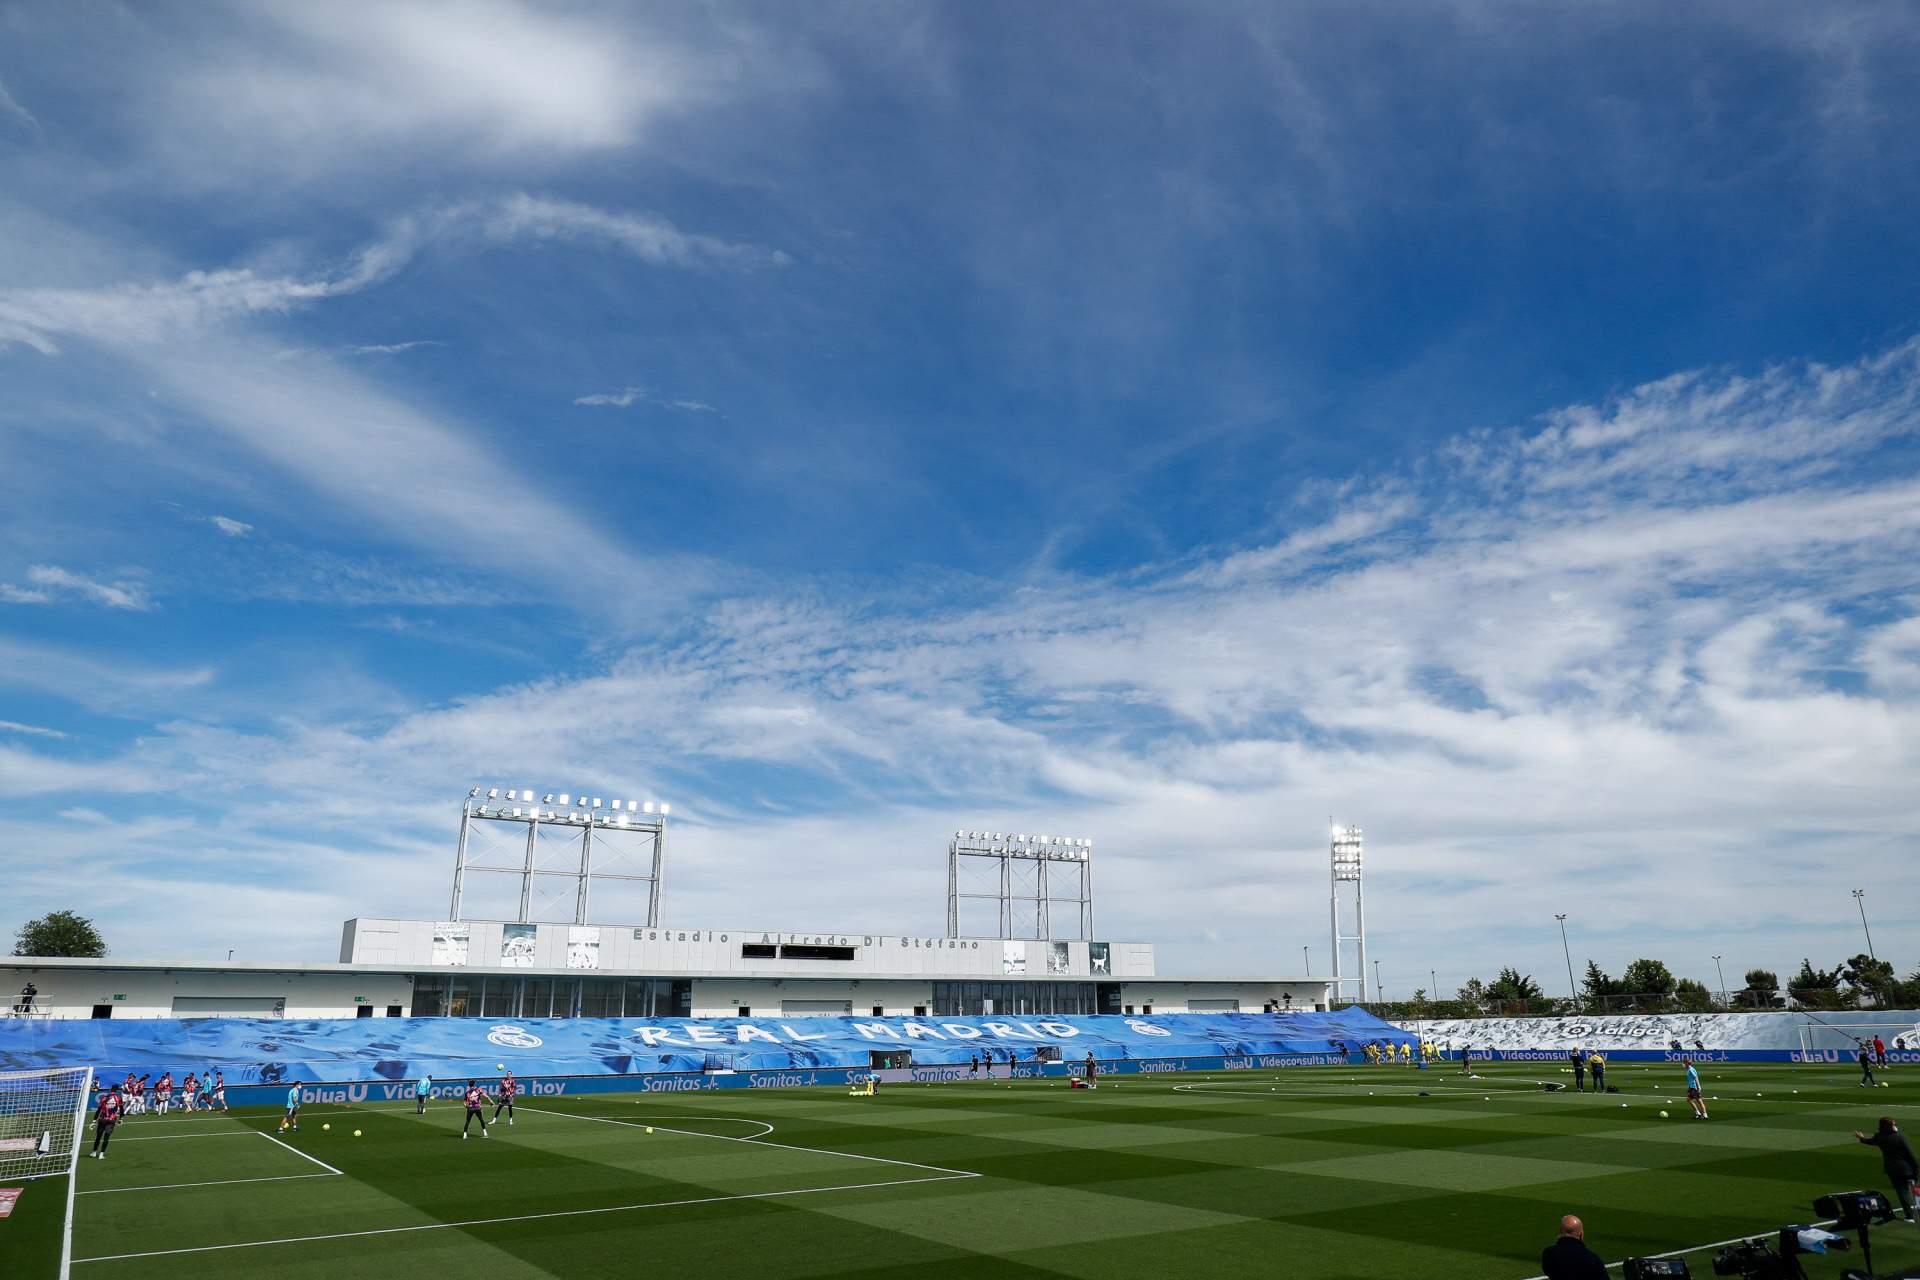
[[1659, 1111, 1669, 1118], [645, 1126, 654, 1134], [322, 1123, 331, 1131], [353, 1129, 362, 1137]]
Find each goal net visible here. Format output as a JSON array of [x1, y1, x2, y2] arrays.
[[0, 1066, 93, 1183]]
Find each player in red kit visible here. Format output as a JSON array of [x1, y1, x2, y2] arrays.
[[493, 1072, 518, 1126], [156, 1071, 173, 1114], [89, 1086, 123, 1158], [461, 1080, 492, 1139]]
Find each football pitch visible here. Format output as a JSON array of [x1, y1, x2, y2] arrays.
[[5, 1062, 1917, 1279]]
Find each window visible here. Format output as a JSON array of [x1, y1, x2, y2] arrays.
[[91, 1004, 113, 1019], [741, 943, 776, 959], [386, 1005, 403, 1018], [1124, 1005, 1134, 1015], [913, 1005, 927, 1016], [1141, 1004, 1152, 1014], [447, 978, 473, 1018], [413, 975, 449, 1017], [736, 1006, 750, 1017], [356, 1005, 374, 1019], [872, 1005, 884, 1016], [482, 978, 515, 1018], [522, 978, 552, 1018], [624, 979, 659, 1017]]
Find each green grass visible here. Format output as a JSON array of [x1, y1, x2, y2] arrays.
[[5, 1061, 1917, 1279]]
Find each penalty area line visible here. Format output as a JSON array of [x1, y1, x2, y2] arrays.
[[72, 1172, 977, 1264], [254, 1128, 344, 1175], [79, 1172, 336, 1197]]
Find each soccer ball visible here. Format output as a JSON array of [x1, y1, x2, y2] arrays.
[[353, 1129, 362, 1137], [1659, 1111, 1669, 1118], [496, 1063, 504, 1070], [644, 1127, 653, 1134], [322, 1123, 331, 1131]]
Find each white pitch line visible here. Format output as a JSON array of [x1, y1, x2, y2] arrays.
[[72, 1172, 976, 1264], [111, 1131, 258, 1143], [516, 1104, 981, 1179], [80, 1172, 335, 1197], [255, 1128, 344, 1175]]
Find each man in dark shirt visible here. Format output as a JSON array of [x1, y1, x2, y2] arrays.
[[1852, 1117, 1917, 1222], [1858, 1043, 1878, 1088], [1541, 1214, 1608, 1279], [1570, 1049, 1586, 1091]]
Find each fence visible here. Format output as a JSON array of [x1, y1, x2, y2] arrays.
[[1338, 989, 1876, 1022]]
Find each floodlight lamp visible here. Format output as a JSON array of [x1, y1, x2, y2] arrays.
[[543, 793, 555, 803], [592, 797, 602, 808], [511, 807, 522, 817], [558, 794, 571, 805], [659, 803, 670, 815]]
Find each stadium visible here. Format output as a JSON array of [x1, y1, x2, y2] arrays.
[[5, 804, 1918, 1278], [6, 4, 1920, 1279]]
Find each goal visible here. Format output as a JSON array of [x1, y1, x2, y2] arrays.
[[0, 1066, 94, 1280]]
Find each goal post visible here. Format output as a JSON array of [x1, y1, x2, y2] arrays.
[[0, 1066, 94, 1280]]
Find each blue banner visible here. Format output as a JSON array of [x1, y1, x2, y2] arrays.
[[0, 1008, 1412, 1086]]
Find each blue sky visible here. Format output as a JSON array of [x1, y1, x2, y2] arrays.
[[2, 2, 1917, 994]]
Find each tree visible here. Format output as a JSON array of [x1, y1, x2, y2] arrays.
[[1673, 978, 1715, 1012], [1790, 958, 1845, 1010], [1620, 958, 1677, 998], [1740, 969, 1782, 1009], [1486, 967, 1545, 1009], [1582, 961, 1617, 1007], [13, 909, 107, 958], [1457, 977, 1489, 1011], [1841, 954, 1897, 1008]]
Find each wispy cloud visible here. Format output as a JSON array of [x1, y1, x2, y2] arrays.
[[0, 195, 782, 356], [0, 720, 67, 739], [208, 515, 254, 538], [574, 385, 718, 413], [344, 340, 442, 356], [0, 565, 153, 611], [0, 78, 38, 131]]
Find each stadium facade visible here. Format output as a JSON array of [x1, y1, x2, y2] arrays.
[[0, 927, 1329, 1023]]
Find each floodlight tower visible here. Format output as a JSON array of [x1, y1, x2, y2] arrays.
[[946, 830, 1095, 939], [449, 787, 669, 926], [1329, 823, 1367, 1004]]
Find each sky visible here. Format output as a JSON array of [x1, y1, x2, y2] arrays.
[[1, 1, 1917, 997]]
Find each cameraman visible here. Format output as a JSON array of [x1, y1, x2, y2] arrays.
[[1850, 1116, 1917, 1223], [1541, 1214, 1608, 1279]]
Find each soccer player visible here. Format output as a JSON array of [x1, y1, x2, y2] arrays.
[[1084, 1051, 1097, 1087], [415, 1072, 433, 1115], [181, 1071, 199, 1112], [1859, 1042, 1878, 1088], [280, 1081, 302, 1133], [493, 1071, 517, 1126], [1683, 1057, 1708, 1119], [156, 1070, 172, 1114], [461, 1080, 491, 1139], [1874, 1035, 1888, 1067], [1850, 1117, 1917, 1223], [200, 1071, 215, 1110], [1570, 1049, 1586, 1091], [89, 1085, 123, 1159], [968, 1054, 979, 1078], [211, 1070, 228, 1111], [1588, 1050, 1606, 1093]]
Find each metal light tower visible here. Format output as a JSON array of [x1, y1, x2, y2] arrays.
[[449, 787, 668, 926], [946, 830, 1094, 939], [1329, 823, 1366, 1004]]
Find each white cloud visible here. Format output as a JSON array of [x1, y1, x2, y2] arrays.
[[0, 565, 153, 611], [343, 340, 441, 356], [0, 195, 780, 356], [0, 720, 66, 739], [208, 515, 254, 538], [0, 78, 38, 131], [574, 385, 718, 413], [160, 0, 693, 168]]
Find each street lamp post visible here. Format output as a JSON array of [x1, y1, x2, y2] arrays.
[[1852, 890, 1877, 961], [1555, 914, 1578, 1011], [1712, 955, 1726, 1009], [1431, 968, 1438, 1002], [1373, 959, 1384, 1004], [1303, 945, 1310, 974]]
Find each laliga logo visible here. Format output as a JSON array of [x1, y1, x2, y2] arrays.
[[1125, 1019, 1172, 1037], [486, 1025, 543, 1049]]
